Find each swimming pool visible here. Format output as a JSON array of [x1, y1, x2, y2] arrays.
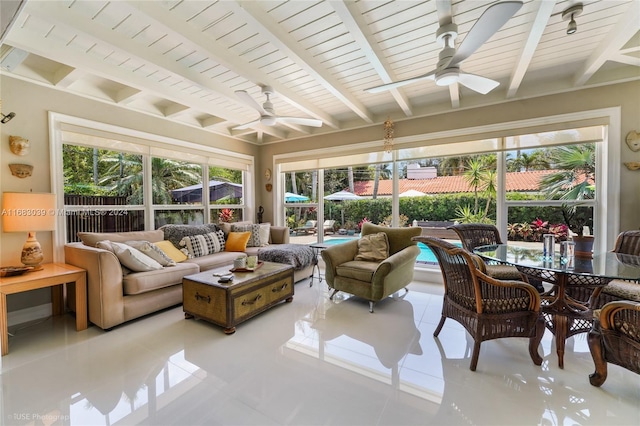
[[317, 237, 461, 263]]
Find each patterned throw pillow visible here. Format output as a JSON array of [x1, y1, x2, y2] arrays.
[[232, 223, 262, 247], [179, 230, 226, 258], [159, 223, 220, 249]]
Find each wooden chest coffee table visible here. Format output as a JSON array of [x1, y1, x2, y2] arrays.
[[183, 261, 294, 334]]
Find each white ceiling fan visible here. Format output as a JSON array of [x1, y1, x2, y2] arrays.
[[232, 86, 323, 130], [365, 1, 523, 95]]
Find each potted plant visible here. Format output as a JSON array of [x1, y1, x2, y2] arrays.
[[561, 204, 594, 257], [344, 220, 357, 236]]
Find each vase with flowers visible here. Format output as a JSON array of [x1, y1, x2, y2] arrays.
[[561, 204, 594, 257]]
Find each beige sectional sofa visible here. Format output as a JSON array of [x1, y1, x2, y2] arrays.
[[64, 224, 313, 330]]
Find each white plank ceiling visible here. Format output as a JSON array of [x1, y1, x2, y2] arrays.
[[1, 0, 639, 144]]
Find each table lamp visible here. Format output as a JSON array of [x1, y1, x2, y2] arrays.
[[2, 192, 57, 270]]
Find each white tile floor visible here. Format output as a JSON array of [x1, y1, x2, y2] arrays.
[[1, 275, 639, 426]]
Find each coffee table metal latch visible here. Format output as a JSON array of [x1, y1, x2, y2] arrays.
[[241, 294, 262, 305], [272, 283, 288, 293], [195, 292, 211, 303]]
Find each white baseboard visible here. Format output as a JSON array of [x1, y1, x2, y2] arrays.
[[414, 265, 443, 284], [7, 303, 52, 328]]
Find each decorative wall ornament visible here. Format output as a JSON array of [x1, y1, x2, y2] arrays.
[[624, 162, 640, 171], [625, 130, 640, 152], [9, 135, 30, 155], [383, 117, 394, 153], [9, 163, 33, 178]]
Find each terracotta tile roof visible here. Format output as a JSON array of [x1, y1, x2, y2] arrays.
[[352, 170, 557, 196]]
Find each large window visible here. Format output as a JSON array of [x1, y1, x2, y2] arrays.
[[274, 109, 620, 255], [50, 113, 254, 253]]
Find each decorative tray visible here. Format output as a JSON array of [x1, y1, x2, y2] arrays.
[[230, 261, 263, 273], [0, 266, 33, 277]]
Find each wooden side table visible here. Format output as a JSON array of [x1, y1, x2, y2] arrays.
[[0, 263, 87, 356]]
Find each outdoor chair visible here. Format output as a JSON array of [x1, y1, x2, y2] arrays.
[[321, 222, 421, 313], [415, 236, 545, 371], [323, 220, 336, 235], [448, 223, 544, 292], [294, 220, 317, 235], [588, 300, 640, 386]]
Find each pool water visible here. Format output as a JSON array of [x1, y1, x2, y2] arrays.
[[318, 238, 461, 263]]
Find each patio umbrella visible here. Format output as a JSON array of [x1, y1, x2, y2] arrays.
[[171, 180, 243, 203], [284, 192, 310, 202], [324, 190, 362, 201], [324, 190, 362, 225], [399, 189, 427, 197]]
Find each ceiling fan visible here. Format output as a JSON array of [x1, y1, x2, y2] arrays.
[[232, 86, 323, 130], [365, 1, 523, 95]]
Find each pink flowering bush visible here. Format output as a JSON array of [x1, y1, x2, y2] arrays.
[[507, 218, 569, 242]]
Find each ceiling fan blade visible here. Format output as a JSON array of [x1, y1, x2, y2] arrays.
[[234, 90, 268, 115], [277, 116, 323, 127], [232, 119, 261, 130], [457, 72, 500, 94], [364, 70, 436, 93], [450, 1, 522, 67]]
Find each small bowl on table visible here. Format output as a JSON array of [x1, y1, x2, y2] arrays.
[[0, 266, 33, 277]]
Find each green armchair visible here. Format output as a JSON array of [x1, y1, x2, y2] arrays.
[[321, 222, 422, 312]]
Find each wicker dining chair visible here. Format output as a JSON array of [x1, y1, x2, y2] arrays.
[[588, 300, 640, 386], [415, 236, 545, 371], [575, 230, 640, 308], [447, 223, 545, 292]]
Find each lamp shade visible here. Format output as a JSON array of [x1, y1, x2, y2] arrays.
[[2, 192, 57, 232]]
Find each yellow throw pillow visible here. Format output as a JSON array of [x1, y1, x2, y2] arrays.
[[153, 240, 188, 263], [355, 232, 390, 262], [225, 231, 252, 252]]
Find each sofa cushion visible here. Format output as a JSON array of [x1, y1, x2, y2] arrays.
[[123, 262, 199, 295], [183, 251, 239, 271], [259, 223, 271, 246], [153, 240, 188, 262], [160, 223, 220, 248], [79, 230, 164, 247], [125, 240, 176, 266], [225, 231, 251, 252], [180, 230, 225, 258], [219, 221, 252, 236], [232, 223, 263, 247], [355, 232, 389, 262], [96, 241, 163, 272]]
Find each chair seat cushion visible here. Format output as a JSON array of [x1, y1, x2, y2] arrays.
[[602, 280, 640, 302], [336, 260, 379, 282], [485, 264, 522, 280]]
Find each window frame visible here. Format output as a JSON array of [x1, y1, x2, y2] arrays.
[[273, 108, 621, 254], [50, 112, 254, 261]]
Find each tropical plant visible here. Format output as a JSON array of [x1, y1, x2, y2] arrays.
[[540, 144, 595, 200], [218, 208, 234, 223], [561, 204, 592, 236], [99, 155, 201, 204]]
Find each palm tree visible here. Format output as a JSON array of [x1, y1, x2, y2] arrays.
[[100, 156, 201, 204], [540, 144, 595, 200]]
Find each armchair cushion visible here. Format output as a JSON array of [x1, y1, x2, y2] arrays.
[[355, 232, 389, 262], [337, 260, 379, 282]]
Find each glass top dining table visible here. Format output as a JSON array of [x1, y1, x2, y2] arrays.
[[473, 244, 640, 368]]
